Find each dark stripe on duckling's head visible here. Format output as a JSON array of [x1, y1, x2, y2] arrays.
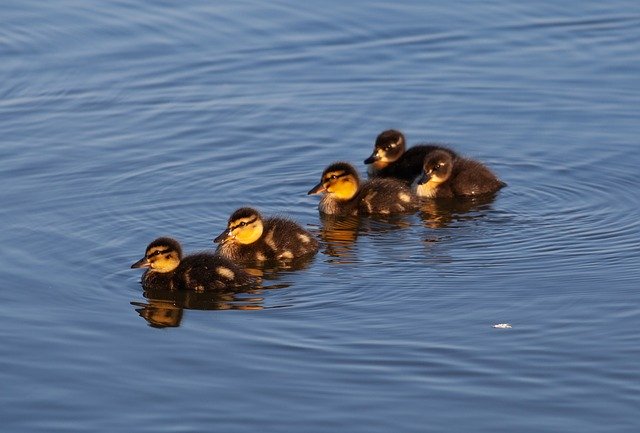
[[215, 207, 265, 245], [145, 237, 182, 259], [146, 236, 182, 257], [228, 207, 262, 224], [131, 237, 182, 272], [321, 162, 359, 181], [230, 216, 259, 231]]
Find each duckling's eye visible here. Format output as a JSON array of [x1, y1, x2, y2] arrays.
[[330, 175, 338, 180], [239, 222, 247, 227]]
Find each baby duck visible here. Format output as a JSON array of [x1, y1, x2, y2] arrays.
[[213, 207, 319, 263], [364, 129, 456, 184], [308, 161, 416, 215], [417, 150, 506, 198], [131, 237, 256, 292]]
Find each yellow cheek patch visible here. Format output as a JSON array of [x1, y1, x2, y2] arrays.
[[151, 255, 179, 272], [233, 222, 263, 245], [331, 178, 357, 200]]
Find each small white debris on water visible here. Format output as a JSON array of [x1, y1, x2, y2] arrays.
[[493, 323, 512, 329]]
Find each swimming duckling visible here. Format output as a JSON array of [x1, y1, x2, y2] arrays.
[[214, 207, 319, 263], [417, 150, 506, 199], [364, 129, 456, 184], [131, 237, 256, 292], [308, 161, 416, 215]]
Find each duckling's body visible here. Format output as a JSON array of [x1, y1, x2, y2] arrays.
[[131, 237, 256, 292], [417, 150, 505, 199], [308, 162, 416, 216], [214, 208, 318, 264], [365, 130, 456, 184]]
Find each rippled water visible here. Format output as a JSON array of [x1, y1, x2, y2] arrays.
[[2, 1, 639, 432]]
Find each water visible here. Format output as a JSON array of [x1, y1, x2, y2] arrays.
[[1, 1, 639, 432]]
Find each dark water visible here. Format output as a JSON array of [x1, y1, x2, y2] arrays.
[[2, 1, 639, 432]]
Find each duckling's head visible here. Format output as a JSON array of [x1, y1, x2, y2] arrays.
[[419, 150, 454, 186], [364, 129, 406, 169], [308, 162, 360, 201], [214, 207, 264, 245], [131, 237, 182, 273]]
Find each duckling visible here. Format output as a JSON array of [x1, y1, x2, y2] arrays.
[[308, 161, 416, 215], [131, 237, 256, 292], [213, 207, 319, 263], [364, 129, 456, 184], [416, 150, 506, 199]]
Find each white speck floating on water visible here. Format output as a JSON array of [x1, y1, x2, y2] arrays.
[[493, 323, 512, 329]]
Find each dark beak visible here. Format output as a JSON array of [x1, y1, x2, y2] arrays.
[[131, 256, 150, 269], [418, 172, 431, 185], [213, 228, 231, 243], [364, 151, 379, 164], [307, 181, 326, 195]]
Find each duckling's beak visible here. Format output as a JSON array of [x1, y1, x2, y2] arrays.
[[213, 228, 231, 243], [307, 181, 326, 195], [364, 150, 380, 164], [131, 256, 151, 269], [417, 172, 431, 185]]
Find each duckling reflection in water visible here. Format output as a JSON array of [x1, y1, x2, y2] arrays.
[[308, 162, 417, 216], [418, 192, 500, 229], [131, 299, 184, 328], [131, 237, 257, 291], [364, 129, 456, 184], [417, 150, 506, 199], [131, 288, 265, 328], [214, 207, 319, 265], [317, 212, 413, 263], [317, 213, 361, 261]]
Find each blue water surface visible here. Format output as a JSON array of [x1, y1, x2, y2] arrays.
[[1, 1, 639, 432]]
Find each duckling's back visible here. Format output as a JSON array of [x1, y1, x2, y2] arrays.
[[176, 253, 256, 291], [357, 178, 416, 214], [262, 217, 319, 260], [449, 158, 505, 197]]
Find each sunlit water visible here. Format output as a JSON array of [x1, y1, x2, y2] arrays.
[[1, 1, 639, 432]]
